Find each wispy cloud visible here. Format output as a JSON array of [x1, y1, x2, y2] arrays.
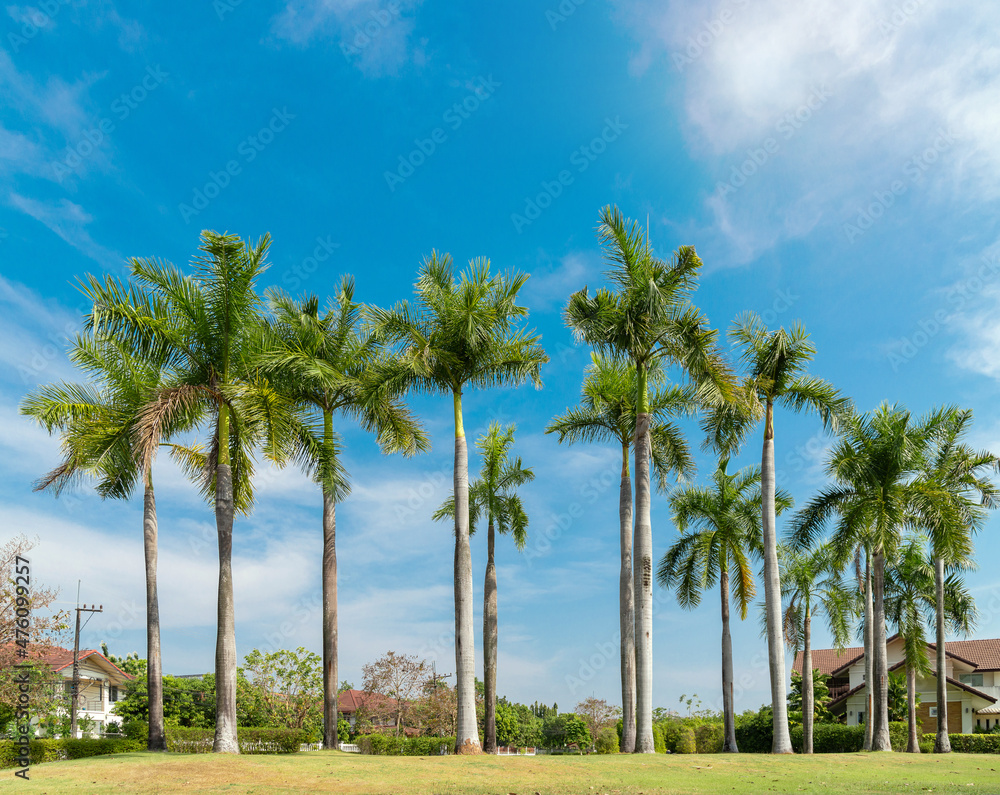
[[270, 0, 424, 77], [8, 193, 123, 270]]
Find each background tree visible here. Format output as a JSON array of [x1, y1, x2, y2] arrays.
[[725, 314, 851, 754], [547, 353, 694, 752], [261, 283, 428, 748], [241, 647, 324, 733], [659, 460, 789, 752], [370, 253, 546, 753], [434, 422, 532, 753], [574, 697, 621, 744], [566, 205, 729, 752], [779, 542, 853, 754], [83, 231, 292, 753], [788, 670, 834, 724], [361, 651, 430, 737]]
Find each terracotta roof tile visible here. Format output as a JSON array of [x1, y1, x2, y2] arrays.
[[792, 646, 863, 677], [935, 639, 1000, 671]]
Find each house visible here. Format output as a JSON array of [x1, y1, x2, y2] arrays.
[[21, 646, 134, 737], [336, 689, 421, 737], [794, 636, 1000, 734]]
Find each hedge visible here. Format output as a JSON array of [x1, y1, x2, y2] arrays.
[[356, 735, 455, 755], [0, 738, 144, 769], [695, 723, 724, 754], [166, 727, 309, 754], [934, 733, 1000, 753], [675, 726, 696, 754]]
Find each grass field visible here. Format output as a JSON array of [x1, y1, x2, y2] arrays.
[[1, 751, 998, 794]]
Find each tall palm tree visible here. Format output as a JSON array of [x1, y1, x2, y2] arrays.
[[259, 282, 429, 749], [778, 542, 852, 754], [566, 205, 730, 752], [21, 331, 199, 751], [434, 422, 532, 753], [916, 407, 997, 753], [658, 460, 791, 752], [82, 231, 290, 753], [792, 403, 953, 751], [725, 314, 851, 753], [369, 253, 547, 754], [546, 353, 695, 752], [883, 539, 976, 753]]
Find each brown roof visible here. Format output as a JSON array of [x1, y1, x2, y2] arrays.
[[337, 689, 400, 714], [930, 639, 1000, 672], [793, 646, 863, 677], [26, 646, 134, 680]]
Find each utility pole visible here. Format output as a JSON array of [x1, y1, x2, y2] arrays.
[[69, 592, 103, 738]]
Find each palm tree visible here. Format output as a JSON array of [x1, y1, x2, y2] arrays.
[[21, 331, 199, 751], [434, 422, 532, 753], [82, 231, 290, 753], [369, 253, 547, 754], [792, 403, 954, 751], [726, 314, 851, 753], [658, 460, 791, 752], [883, 539, 976, 753], [546, 353, 695, 752], [778, 542, 852, 754], [566, 205, 730, 752], [259, 282, 429, 749], [916, 407, 998, 753]]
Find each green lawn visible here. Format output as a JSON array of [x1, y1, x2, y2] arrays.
[[1, 751, 998, 794]]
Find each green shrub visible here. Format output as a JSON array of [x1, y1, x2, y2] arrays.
[[943, 733, 1000, 753], [694, 723, 724, 754], [595, 727, 619, 754], [888, 721, 909, 752], [166, 727, 307, 754], [652, 723, 666, 753], [0, 737, 144, 769], [675, 726, 696, 754], [791, 723, 864, 753], [919, 739, 934, 754], [658, 720, 681, 753], [356, 734, 455, 755], [122, 720, 148, 741], [734, 708, 773, 754]]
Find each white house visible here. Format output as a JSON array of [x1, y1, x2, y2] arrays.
[[794, 636, 1000, 735], [29, 646, 134, 737]]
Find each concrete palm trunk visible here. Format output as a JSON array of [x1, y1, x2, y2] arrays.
[[143, 479, 165, 751], [322, 487, 339, 749], [213, 459, 239, 753], [619, 443, 636, 754], [871, 550, 891, 751], [453, 391, 481, 754], [633, 407, 654, 753], [761, 402, 793, 753], [802, 603, 813, 754], [863, 555, 874, 751], [720, 569, 738, 752], [933, 555, 952, 753], [483, 519, 498, 753]]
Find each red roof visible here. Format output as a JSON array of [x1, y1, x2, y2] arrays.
[[793, 646, 863, 677], [337, 689, 399, 714], [797, 638, 1000, 677], [24, 645, 134, 680]]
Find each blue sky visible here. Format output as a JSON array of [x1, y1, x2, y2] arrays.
[[3, 0, 1000, 717]]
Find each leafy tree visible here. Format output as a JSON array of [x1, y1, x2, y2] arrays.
[[434, 422, 532, 752], [564, 715, 592, 752], [415, 680, 457, 737], [547, 353, 694, 751], [574, 697, 621, 743], [660, 460, 789, 752], [370, 253, 546, 753], [242, 647, 324, 733], [82, 231, 292, 753], [260, 284, 428, 748], [566, 205, 730, 752], [788, 669, 834, 723], [719, 314, 851, 753], [361, 651, 429, 737]]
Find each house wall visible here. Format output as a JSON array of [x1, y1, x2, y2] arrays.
[[53, 658, 129, 737]]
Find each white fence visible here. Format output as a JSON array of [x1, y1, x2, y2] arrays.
[[495, 746, 536, 756], [340, 743, 361, 753]]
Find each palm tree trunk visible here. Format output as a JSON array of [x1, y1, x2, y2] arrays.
[[619, 443, 636, 754], [871, 549, 891, 751], [906, 661, 920, 753], [720, 568, 738, 753], [933, 555, 951, 753], [453, 390, 481, 754], [863, 553, 874, 751], [803, 601, 813, 754], [213, 457, 239, 753], [761, 401, 793, 753], [633, 376, 654, 754], [321, 484, 339, 749], [143, 477, 165, 751], [484, 518, 498, 754]]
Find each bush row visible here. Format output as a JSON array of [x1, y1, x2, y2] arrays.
[[355, 735, 455, 755], [0, 737, 144, 769], [165, 727, 309, 754], [934, 733, 1000, 753]]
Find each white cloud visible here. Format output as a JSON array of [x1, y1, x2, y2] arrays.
[[611, 0, 1000, 262], [523, 251, 603, 312], [270, 0, 423, 77], [8, 194, 123, 270], [946, 285, 1000, 380]]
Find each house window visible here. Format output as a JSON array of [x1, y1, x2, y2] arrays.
[[959, 674, 984, 687], [858, 712, 864, 725], [929, 707, 938, 718], [110, 686, 119, 703]]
